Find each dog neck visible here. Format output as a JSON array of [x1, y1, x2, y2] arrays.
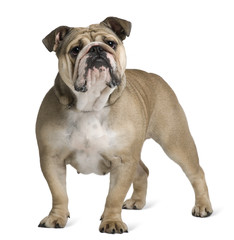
[[53, 73, 126, 111], [74, 82, 116, 112]]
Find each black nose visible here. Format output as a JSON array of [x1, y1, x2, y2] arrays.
[[88, 45, 104, 54], [74, 84, 87, 92]]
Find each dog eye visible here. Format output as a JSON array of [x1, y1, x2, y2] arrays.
[[70, 46, 80, 57], [106, 41, 117, 50]]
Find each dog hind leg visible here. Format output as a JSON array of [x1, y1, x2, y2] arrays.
[[149, 92, 213, 217], [122, 160, 149, 210]]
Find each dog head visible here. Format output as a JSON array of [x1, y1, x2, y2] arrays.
[[42, 17, 131, 110]]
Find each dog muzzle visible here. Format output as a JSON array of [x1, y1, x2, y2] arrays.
[[72, 42, 121, 93]]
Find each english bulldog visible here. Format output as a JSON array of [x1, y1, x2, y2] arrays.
[[36, 17, 213, 234]]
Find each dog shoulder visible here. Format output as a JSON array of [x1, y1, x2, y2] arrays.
[[125, 69, 177, 100], [125, 69, 165, 87]]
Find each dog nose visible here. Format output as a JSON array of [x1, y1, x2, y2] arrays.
[[89, 45, 104, 54], [74, 84, 87, 92]]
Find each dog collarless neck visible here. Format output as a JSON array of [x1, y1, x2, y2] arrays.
[[107, 74, 126, 106]]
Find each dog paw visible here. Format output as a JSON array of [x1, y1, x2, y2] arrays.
[[38, 213, 69, 228], [192, 204, 213, 218], [99, 220, 128, 234], [122, 198, 145, 210]]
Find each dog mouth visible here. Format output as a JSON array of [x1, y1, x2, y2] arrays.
[[73, 43, 121, 93]]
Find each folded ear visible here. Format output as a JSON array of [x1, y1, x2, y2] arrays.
[[42, 26, 72, 52], [100, 17, 132, 41]]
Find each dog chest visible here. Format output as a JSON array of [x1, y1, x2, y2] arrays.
[[66, 109, 116, 174]]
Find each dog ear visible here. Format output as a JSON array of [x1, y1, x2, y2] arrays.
[[42, 26, 72, 52], [100, 17, 131, 41]]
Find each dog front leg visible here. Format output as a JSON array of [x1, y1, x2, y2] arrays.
[[99, 157, 137, 234], [38, 155, 70, 228]]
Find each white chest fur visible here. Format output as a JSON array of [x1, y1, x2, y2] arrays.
[[66, 109, 116, 175]]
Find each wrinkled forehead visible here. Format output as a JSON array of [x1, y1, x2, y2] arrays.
[[58, 24, 121, 55]]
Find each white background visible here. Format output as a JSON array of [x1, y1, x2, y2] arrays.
[[0, 0, 233, 239]]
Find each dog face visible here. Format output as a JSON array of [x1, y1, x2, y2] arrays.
[[42, 17, 131, 95]]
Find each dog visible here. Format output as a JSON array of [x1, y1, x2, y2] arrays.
[[36, 16, 213, 234]]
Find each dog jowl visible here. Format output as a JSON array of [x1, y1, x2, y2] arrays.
[[36, 17, 213, 234], [73, 43, 121, 93]]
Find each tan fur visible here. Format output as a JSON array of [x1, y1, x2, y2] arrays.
[[36, 17, 212, 233]]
